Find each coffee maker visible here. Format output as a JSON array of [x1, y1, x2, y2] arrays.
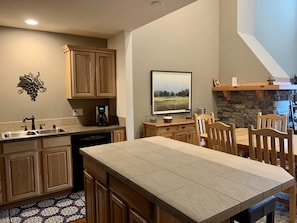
[[96, 105, 109, 126]]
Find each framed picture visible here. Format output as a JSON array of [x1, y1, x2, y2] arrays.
[[213, 78, 220, 87], [151, 70, 192, 115]]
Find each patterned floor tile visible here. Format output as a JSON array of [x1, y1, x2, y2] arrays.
[[0, 191, 85, 223]]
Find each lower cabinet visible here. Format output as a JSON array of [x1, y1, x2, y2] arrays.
[[112, 128, 126, 142], [42, 136, 72, 193], [0, 157, 3, 204], [0, 136, 72, 205], [83, 157, 181, 223], [3, 140, 41, 202]]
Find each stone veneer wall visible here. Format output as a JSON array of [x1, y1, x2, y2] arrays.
[[214, 90, 295, 128]]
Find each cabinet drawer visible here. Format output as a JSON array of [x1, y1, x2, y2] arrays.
[[177, 124, 195, 132], [3, 140, 39, 154], [42, 136, 71, 148], [110, 175, 154, 222], [157, 126, 178, 135]]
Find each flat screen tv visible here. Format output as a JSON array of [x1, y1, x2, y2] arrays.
[[151, 70, 192, 115]]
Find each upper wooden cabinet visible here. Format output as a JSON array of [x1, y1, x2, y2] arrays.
[[63, 45, 116, 99]]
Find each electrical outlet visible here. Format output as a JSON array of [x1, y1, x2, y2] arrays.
[[73, 108, 83, 116]]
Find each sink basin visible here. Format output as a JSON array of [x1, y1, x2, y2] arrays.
[[1, 128, 67, 139], [2, 130, 37, 139], [36, 128, 66, 135]]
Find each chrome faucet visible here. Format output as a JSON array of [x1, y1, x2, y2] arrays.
[[23, 115, 36, 130]]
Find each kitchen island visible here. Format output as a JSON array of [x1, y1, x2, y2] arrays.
[[80, 136, 294, 223]]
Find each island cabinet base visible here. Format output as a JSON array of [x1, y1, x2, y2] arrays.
[[83, 157, 182, 223]]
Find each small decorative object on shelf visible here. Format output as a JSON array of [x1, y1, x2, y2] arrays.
[[213, 78, 220, 87], [163, 114, 173, 123], [17, 72, 47, 101], [267, 76, 275, 85], [290, 74, 297, 85]]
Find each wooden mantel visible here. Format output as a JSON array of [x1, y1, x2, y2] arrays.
[[212, 82, 297, 100]]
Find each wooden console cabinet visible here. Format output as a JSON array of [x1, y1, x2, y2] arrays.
[[143, 119, 198, 145]]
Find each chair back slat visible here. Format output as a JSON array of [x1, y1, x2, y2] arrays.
[[257, 112, 287, 132], [206, 121, 238, 155], [248, 125, 295, 178], [194, 112, 215, 146]]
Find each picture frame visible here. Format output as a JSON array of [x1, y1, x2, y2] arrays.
[[213, 78, 221, 87], [151, 70, 192, 115]]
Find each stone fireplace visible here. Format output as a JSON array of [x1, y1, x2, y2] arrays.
[[213, 89, 296, 129]]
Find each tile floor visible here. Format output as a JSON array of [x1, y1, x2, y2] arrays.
[[0, 191, 294, 223], [0, 191, 85, 223]]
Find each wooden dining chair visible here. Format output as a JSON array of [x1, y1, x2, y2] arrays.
[[205, 122, 279, 223], [194, 112, 215, 146], [247, 125, 296, 223], [205, 121, 238, 155], [257, 112, 287, 132]]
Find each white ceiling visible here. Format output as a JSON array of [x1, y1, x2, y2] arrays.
[[0, 0, 197, 38]]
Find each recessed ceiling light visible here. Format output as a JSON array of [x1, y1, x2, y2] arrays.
[[25, 19, 38, 25]]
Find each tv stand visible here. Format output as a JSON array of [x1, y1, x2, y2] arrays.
[[143, 119, 197, 145]]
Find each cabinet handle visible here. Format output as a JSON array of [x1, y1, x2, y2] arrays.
[[181, 126, 185, 129], [166, 128, 170, 131]]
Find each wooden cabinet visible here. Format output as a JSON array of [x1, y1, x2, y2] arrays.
[[42, 136, 72, 193], [3, 140, 41, 202], [63, 44, 116, 99], [143, 119, 197, 145], [110, 192, 128, 223], [83, 157, 153, 223], [0, 136, 72, 206], [83, 157, 182, 223], [112, 128, 126, 142]]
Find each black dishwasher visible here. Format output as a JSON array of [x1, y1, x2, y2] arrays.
[[71, 132, 111, 192]]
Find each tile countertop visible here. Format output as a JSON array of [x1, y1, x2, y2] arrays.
[[0, 124, 125, 141], [80, 136, 294, 223]]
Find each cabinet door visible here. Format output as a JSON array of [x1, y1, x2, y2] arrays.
[[84, 171, 96, 223], [174, 131, 189, 143], [43, 146, 72, 193], [0, 156, 4, 204], [95, 180, 109, 223], [5, 151, 40, 202], [189, 131, 198, 145], [96, 51, 116, 97], [130, 209, 148, 223], [110, 192, 128, 223], [71, 50, 95, 98], [112, 129, 126, 142]]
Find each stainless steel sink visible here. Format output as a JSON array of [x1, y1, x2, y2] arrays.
[[36, 128, 66, 135], [2, 130, 37, 139], [1, 128, 67, 139]]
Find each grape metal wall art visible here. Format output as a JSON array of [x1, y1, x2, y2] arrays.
[[17, 72, 47, 101]]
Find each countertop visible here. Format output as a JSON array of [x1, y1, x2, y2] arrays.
[[0, 124, 125, 141], [80, 136, 294, 223]]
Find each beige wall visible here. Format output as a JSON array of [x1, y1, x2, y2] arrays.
[[131, 0, 220, 138], [219, 0, 270, 84], [0, 26, 107, 123]]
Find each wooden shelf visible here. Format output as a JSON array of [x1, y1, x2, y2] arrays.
[[212, 84, 297, 92], [212, 83, 297, 100]]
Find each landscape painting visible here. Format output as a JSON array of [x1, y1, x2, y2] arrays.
[[151, 70, 192, 115]]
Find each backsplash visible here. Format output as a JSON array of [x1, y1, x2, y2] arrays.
[[0, 117, 80, 132], [214, 90, 294, 128]]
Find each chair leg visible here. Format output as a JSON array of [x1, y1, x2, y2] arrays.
[[289, 185, 296, 223], [266, 211, 274, 223]]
